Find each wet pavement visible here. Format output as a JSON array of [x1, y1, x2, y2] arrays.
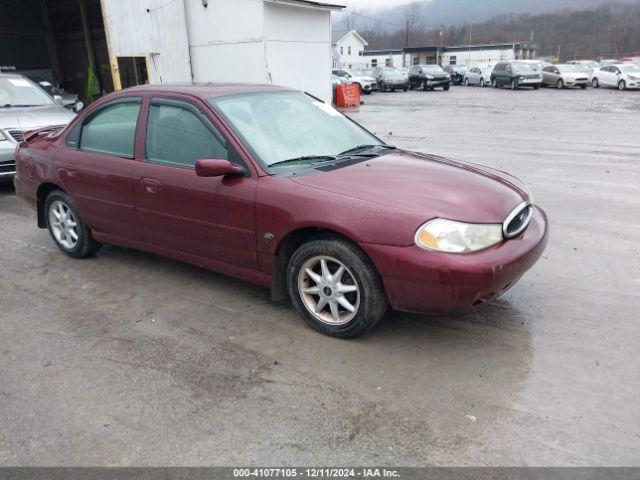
[[1, 86, 639, 466]]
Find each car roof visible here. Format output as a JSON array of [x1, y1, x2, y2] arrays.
[[124, 83, 295, 99]]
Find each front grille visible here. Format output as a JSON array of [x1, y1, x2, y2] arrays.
[[7, 129, 23, 142], [503, 202, 533, 238], [0, 159, 16, 174], [576, 78, 588, 81]]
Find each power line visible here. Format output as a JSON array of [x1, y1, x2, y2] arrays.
[[146, 0, 178, 13], [346, 9, 405, 28]]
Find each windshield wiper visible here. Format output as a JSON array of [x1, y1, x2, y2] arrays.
[[338, 144, 397, 156], [270, 155, 337, 168]]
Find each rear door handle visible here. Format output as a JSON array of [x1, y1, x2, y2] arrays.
[[141, 177, 162, 194]]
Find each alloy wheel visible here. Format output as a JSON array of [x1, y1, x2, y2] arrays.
[[49, 200, 79, 250], [298, 255, 360, 326], [480, 78, 485, 87], [618, 81, 626, 91], [557, 79, 564, 89]]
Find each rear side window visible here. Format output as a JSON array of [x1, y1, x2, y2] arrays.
[[146, 101, 227, 168], [80, 101, 141, 157]]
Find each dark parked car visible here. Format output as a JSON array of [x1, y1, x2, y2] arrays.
[[444, 65, 468, 85], [491, 62, 543, 90], [409, 65, 451, 91], [14, 84, 548, 339]]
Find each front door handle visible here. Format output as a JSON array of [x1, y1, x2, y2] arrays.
[[141, 177, 162, 194]]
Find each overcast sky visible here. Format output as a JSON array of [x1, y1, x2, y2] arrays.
[[344, 0, 416, 9]]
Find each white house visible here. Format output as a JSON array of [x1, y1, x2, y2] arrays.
[[100, 0, 346, 102], [331, 30, 367, 69]]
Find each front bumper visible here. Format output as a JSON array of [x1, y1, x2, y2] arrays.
[[426, 79, 450, 88], [362, 206, 549, 314], [0, 143, 16, 180], [382, 80, 409, 89]]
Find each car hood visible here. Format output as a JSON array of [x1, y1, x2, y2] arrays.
[[562, 72, 589, 80], [0, 104, 75, 131], [291, 151, 529, 223]]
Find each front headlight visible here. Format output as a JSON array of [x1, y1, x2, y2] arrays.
[[415, 219, 504, 254]]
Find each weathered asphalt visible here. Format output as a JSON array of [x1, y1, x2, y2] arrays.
[[1, 86, 639, 466]]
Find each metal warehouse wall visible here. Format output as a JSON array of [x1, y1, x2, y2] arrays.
[[0, 0, 50, 69]]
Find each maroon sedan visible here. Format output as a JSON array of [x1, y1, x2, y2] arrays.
[[14, 84, 548, 338]]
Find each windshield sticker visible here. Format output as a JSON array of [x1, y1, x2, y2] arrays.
[[8, 79, 31, 87], [312, 101, 341, 117]]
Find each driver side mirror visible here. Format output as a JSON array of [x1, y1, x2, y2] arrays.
[[53, 95, 64, 106], [195, 158, 244, 178]]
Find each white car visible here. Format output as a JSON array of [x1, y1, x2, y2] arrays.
[[591, 64, 640, 90], [464, 65, 493, 87], [332, 69, 378, 95]]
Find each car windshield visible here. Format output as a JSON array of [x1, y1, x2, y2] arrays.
[[210, 91, 383, 168], [619, 65, 640, 73], [381, 68, 398, 75], [423, 65, 444, 74], [512, 63, 535, 73], [0, 77, 55, 107]]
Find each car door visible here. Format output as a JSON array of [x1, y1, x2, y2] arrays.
[[600, 66, 615, 87], [503, 64, 513, 85], [470, 68, 481, 84], [132, 96, 258, 269], [58, 97, 142, 241], [542, 66, 554, 85]]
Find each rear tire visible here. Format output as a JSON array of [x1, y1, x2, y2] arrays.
[[287, 236, 388, 339], [464, 78, 470, 86], [45, 190, 101, 259]]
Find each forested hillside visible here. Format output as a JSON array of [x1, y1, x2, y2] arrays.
[[355, 3, 640, 59]]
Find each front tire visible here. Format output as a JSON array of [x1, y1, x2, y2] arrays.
[[443, 84, 450, 91], [480, 78, 486, 87], [45, 190, 101, 258], [592, 78, 599, 88], [618, 80, 626, 91], [287, 237, 388, 339], [557, 79, 564, 89], [464, 78, 470, 86], [510, 79, 518, 90]]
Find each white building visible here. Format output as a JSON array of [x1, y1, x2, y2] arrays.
[[404, 43, 538, 67], [331, 30, 367, 69], [361, 49, 407, 69], [100, 0, 345, 102]]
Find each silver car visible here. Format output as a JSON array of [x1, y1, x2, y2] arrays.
[[464, 65, 493, 87], [375, 68, 409, 92], [0, 73, 75, 181], [542, 64, 590, 89]]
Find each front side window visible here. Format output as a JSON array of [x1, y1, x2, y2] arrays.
[[146, 102, 227, 168], [80, 101, 141, 157], [211, 91, 382, 169]]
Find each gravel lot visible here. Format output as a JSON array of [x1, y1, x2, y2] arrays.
[[1, 86, 639, 466]]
